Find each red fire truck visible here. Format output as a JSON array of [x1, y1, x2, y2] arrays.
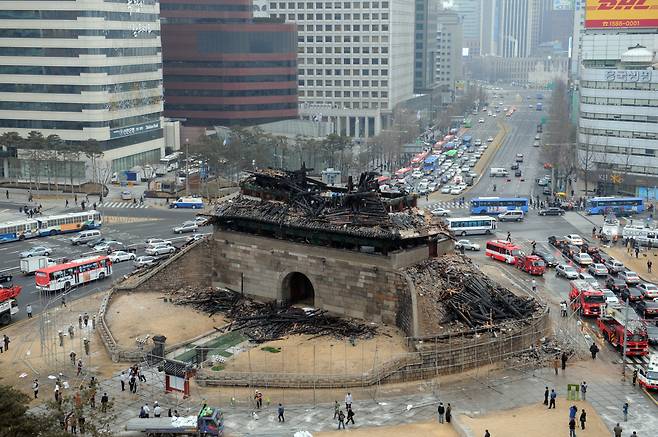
[[596, 305, 649, 357], [0, 283, 21, 324], [569, 280, 605, 316], [515, 255, 546, 276]]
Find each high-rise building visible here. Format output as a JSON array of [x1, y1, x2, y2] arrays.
[[479, 0, 498, 56], [160, 0, 298, 130], [436, 9, 463, 104], [450, 0, 480, 56], [0, 0, 165, 176], [497, 0, 540, 58], [414, 0, 438, 93], [270, 0, 415, 138], [576, 16, 658, 196]]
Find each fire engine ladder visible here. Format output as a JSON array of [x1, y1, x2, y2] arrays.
[[604, 304, 646, 334]]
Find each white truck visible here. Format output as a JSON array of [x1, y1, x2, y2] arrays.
[[489, 167, 508, 177], [120, 406, 223, 436], [20, 256, 60, 275]]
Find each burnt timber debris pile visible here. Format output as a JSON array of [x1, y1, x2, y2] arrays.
[[168, 287, 377, 342], [213, 167, 449, 253], [406, 254, 542, 336]]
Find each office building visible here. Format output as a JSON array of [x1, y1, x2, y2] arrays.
[[450, 0, 480, 56], [479, 0, 498, 56], [160, 0, 298, 129], [497, 0, 540, 58], [436, 9, 463, 104], [578, 35, 658, 197], [0, 0, 165, 177], [270, 0, 415, 138], [414, 0, 438, 93]]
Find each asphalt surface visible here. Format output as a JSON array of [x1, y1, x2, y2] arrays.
[[0, 202, 205, 324]]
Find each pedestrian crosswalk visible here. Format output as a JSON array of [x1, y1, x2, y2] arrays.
[[98, 201, 149, 209], [626, 355, 650, 372]]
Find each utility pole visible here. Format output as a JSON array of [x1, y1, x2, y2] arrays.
[[621, 298, 630, 380], [185, 138, 189, 196]]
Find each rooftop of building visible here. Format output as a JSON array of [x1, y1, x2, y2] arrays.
[[621, 44, 654, 64]]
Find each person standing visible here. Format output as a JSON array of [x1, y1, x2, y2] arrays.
[[32, 379, 39, 399], [549, 389, 557, 409], [3, 334, 10, 352], [78, 415, 86, 435], [544, 386, 549, 405], [344, 392, 352, 410], [531, 279, 537, 293], [632, 369, 638, 386], [554, 355, 560, 375], [613, 423, 623, 437], [142, 403, 150, 418], [623, 402, 628, 422], [569, 417, 577, 437], [153, 402, 162, 418], [580, 381, 587, 401], [590, 342, 599, 359], [346, 407, 355, 426], [484, 430, 491, 437], [77, 359, 83, 376], [648, 260, 652, 273], [446, 403, 452, 423], [26, 304, 32, 319], [506, 231, 511, 242], [561, 351, 568, 372], [120, 371, 127, 391], [579, 409, 587, 430], [337, 410, 345, 430], [333, 400, 340, 419], [437, 402, 445, 423], [277, 403, 285, 423]]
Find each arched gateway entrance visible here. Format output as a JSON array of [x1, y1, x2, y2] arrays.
[[281, 272, 315, 306]]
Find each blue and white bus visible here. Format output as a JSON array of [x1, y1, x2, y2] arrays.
[[470, 197, 529, 215], [446, 216, 497, 236], [586, 197, 644, 215], [0, 210, 102, 243], [423, 155, 440, 173]]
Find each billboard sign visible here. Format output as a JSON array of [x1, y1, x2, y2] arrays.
[[110, 121, 160, 139], [585, 0, 658, 29]]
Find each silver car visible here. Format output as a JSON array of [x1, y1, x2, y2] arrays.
[[455, 239, 480, 251], [133, 256, 156, 268], [556, 264, 578, 279], [20, 246, 51, 258], [173, 221, 198, 234]]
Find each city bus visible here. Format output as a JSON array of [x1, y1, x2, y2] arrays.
[[0, 210, 102, 243], [485, 240, 524, 264], [470, 197, 529, 215], [585, 197, 644, 215], [423, 155, 440, 173], [446, 216, 497, 236], [35, 255, 112, 292]]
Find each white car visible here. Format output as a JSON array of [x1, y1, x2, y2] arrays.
[[487, 137, 494, 143], [441, 185, 453, 194], [601, 288, 620, 306], [565, 234, 584, 246], [194, 216, 210, 226], [455, 239, 480, 251], [450, 185, 466, 195], [478, 118, 485, 123], [573, 252, 593, 266], [412, 170, 423, 178], [637, 283, 658, 299], [145, 243, 175, 256], [109, 251, 136, 263], [19, 246, 52, 258], [173, 221, 198, 234], [577, 272, 599, 288], [186, 233, 206, 243], [430, 207, 451, 216], [145, 238, 171, 246], [134, 256, 156, 268], [556, 264, 579, 279]]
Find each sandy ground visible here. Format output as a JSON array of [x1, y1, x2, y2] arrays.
[[460, 402, 609, 437], [105, 291, 225, 348], [222, 327, 409, 375], [0, 291, 123, 401], [316, 421, 459, 437]]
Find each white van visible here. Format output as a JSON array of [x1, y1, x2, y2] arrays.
[[70, 229, 102, 245], [490, 168, 508, 177], [498, 210, 525, 222]]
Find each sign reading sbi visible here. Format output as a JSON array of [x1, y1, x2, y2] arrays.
[[110, 121, 160, 139]]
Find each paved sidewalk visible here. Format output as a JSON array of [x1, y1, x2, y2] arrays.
[[55, 355, 655, 436]]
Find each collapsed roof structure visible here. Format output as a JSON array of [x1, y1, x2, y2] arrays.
[[214, 167, 449, 254]]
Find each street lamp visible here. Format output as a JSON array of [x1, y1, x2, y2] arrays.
[[185, 138, 189, 195]]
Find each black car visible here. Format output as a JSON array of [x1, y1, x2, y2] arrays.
[[633, 299, 658, 318], [511, 163, 519, 170], [538, 207, 565, 216], [542, 186, 552, 195], [0, 273, 12, 284], [533, 249, 558, 267], [605, 276, 628, 293], [515, 169, 522, 177], [647, 324, 658, 345], [86, 237, 106, 248], [620, 287, 645, 302]]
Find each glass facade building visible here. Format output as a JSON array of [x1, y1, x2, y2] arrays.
[[160, 0, 298, 127], [0, 0, 165, 174]]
